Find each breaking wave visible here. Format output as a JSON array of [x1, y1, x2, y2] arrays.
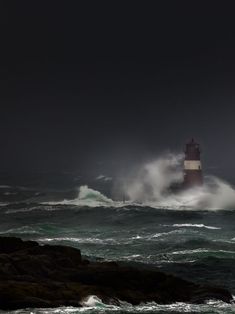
[[8, 298, 234, 313], [114, 153, 235, 210], [42, 153, 235, 211], [78, 296, 235, 312], [46, 185, 119, 207], [45, 181, 235, 211]]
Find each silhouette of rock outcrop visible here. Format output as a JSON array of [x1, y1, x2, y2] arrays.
[[0, 236, 232, 309]]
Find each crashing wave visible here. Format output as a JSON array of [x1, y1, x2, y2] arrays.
[[40, 153, 235, 211], [20, 298, 235, 313], [45, 185, 123, 208], [43, 179, 235, 211]]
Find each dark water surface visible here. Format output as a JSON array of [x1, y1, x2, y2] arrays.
[[0, 174, 234, 313]]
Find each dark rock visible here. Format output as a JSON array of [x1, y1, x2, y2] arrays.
[[0, 236, 232, 310], [0, 237, 38, 254]]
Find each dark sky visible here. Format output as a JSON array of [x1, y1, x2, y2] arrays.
[[1, 1, 235, 178]]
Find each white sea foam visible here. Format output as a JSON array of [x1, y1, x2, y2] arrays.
[[171, 248, 235, 255], [38, 236, 122, 245], [39, 231, 185, 247], [115, 153, 184, 203], [0, 226, 41, 235], [41, 153, 235, 211], [46, 185, 119, 208], [80, 295, 104, 307], [122, 254, 142, 259], [8, 299, 234, 313], [115, 153, 235, 210], [5, 205, 57, 214], [131, 230, 186, 241], [172, 223, 220, 230]]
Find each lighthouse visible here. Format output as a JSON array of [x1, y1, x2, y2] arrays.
[[183, 139, 203, 188]]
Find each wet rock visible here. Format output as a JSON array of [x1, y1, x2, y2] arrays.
[[0, 236, 232, 310], [0, 236, 38, 254]]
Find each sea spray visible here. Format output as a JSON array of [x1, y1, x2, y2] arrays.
[[43, 153, 235, 210], [46, 180, 235, 211], [114, 153, 235, 210], [120, 153, 184, 202], [46, 185, 116, 207]]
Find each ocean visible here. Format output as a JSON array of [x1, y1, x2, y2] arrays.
[[0, 171, 235, 314]]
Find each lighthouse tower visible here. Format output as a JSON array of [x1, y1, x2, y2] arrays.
[[183, 139, 203, 188]]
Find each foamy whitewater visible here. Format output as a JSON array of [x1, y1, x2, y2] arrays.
[[1, 154, 235, 313], [47, 154, 235, 210]]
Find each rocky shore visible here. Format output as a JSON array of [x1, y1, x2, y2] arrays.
[[0, 236, 232, 310]]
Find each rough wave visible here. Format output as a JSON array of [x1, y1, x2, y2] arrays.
[[46, 185, 117, 207], [7, 299, 234, 313], [45, 180, 235, 211], [114, 153, 184, 202], [162, 176, 235, 210], [80, 295, 107, 307], [41, 154, 235, 211], [114, 154, 235, 210]]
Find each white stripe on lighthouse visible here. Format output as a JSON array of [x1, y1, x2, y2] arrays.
[[184, 160, 202, 170]]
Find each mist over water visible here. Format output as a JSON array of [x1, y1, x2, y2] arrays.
[[116, 153, 184, 203], [110, 153, 235, 210], [33, 152, 235, 212], [44, 153, 235, 210]]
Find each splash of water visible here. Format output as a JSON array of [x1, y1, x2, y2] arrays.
[[114, 153, 235, 210], [46, 153, 235, 210], [118, 153, 184, 202], [48, 185, 116, 207]]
